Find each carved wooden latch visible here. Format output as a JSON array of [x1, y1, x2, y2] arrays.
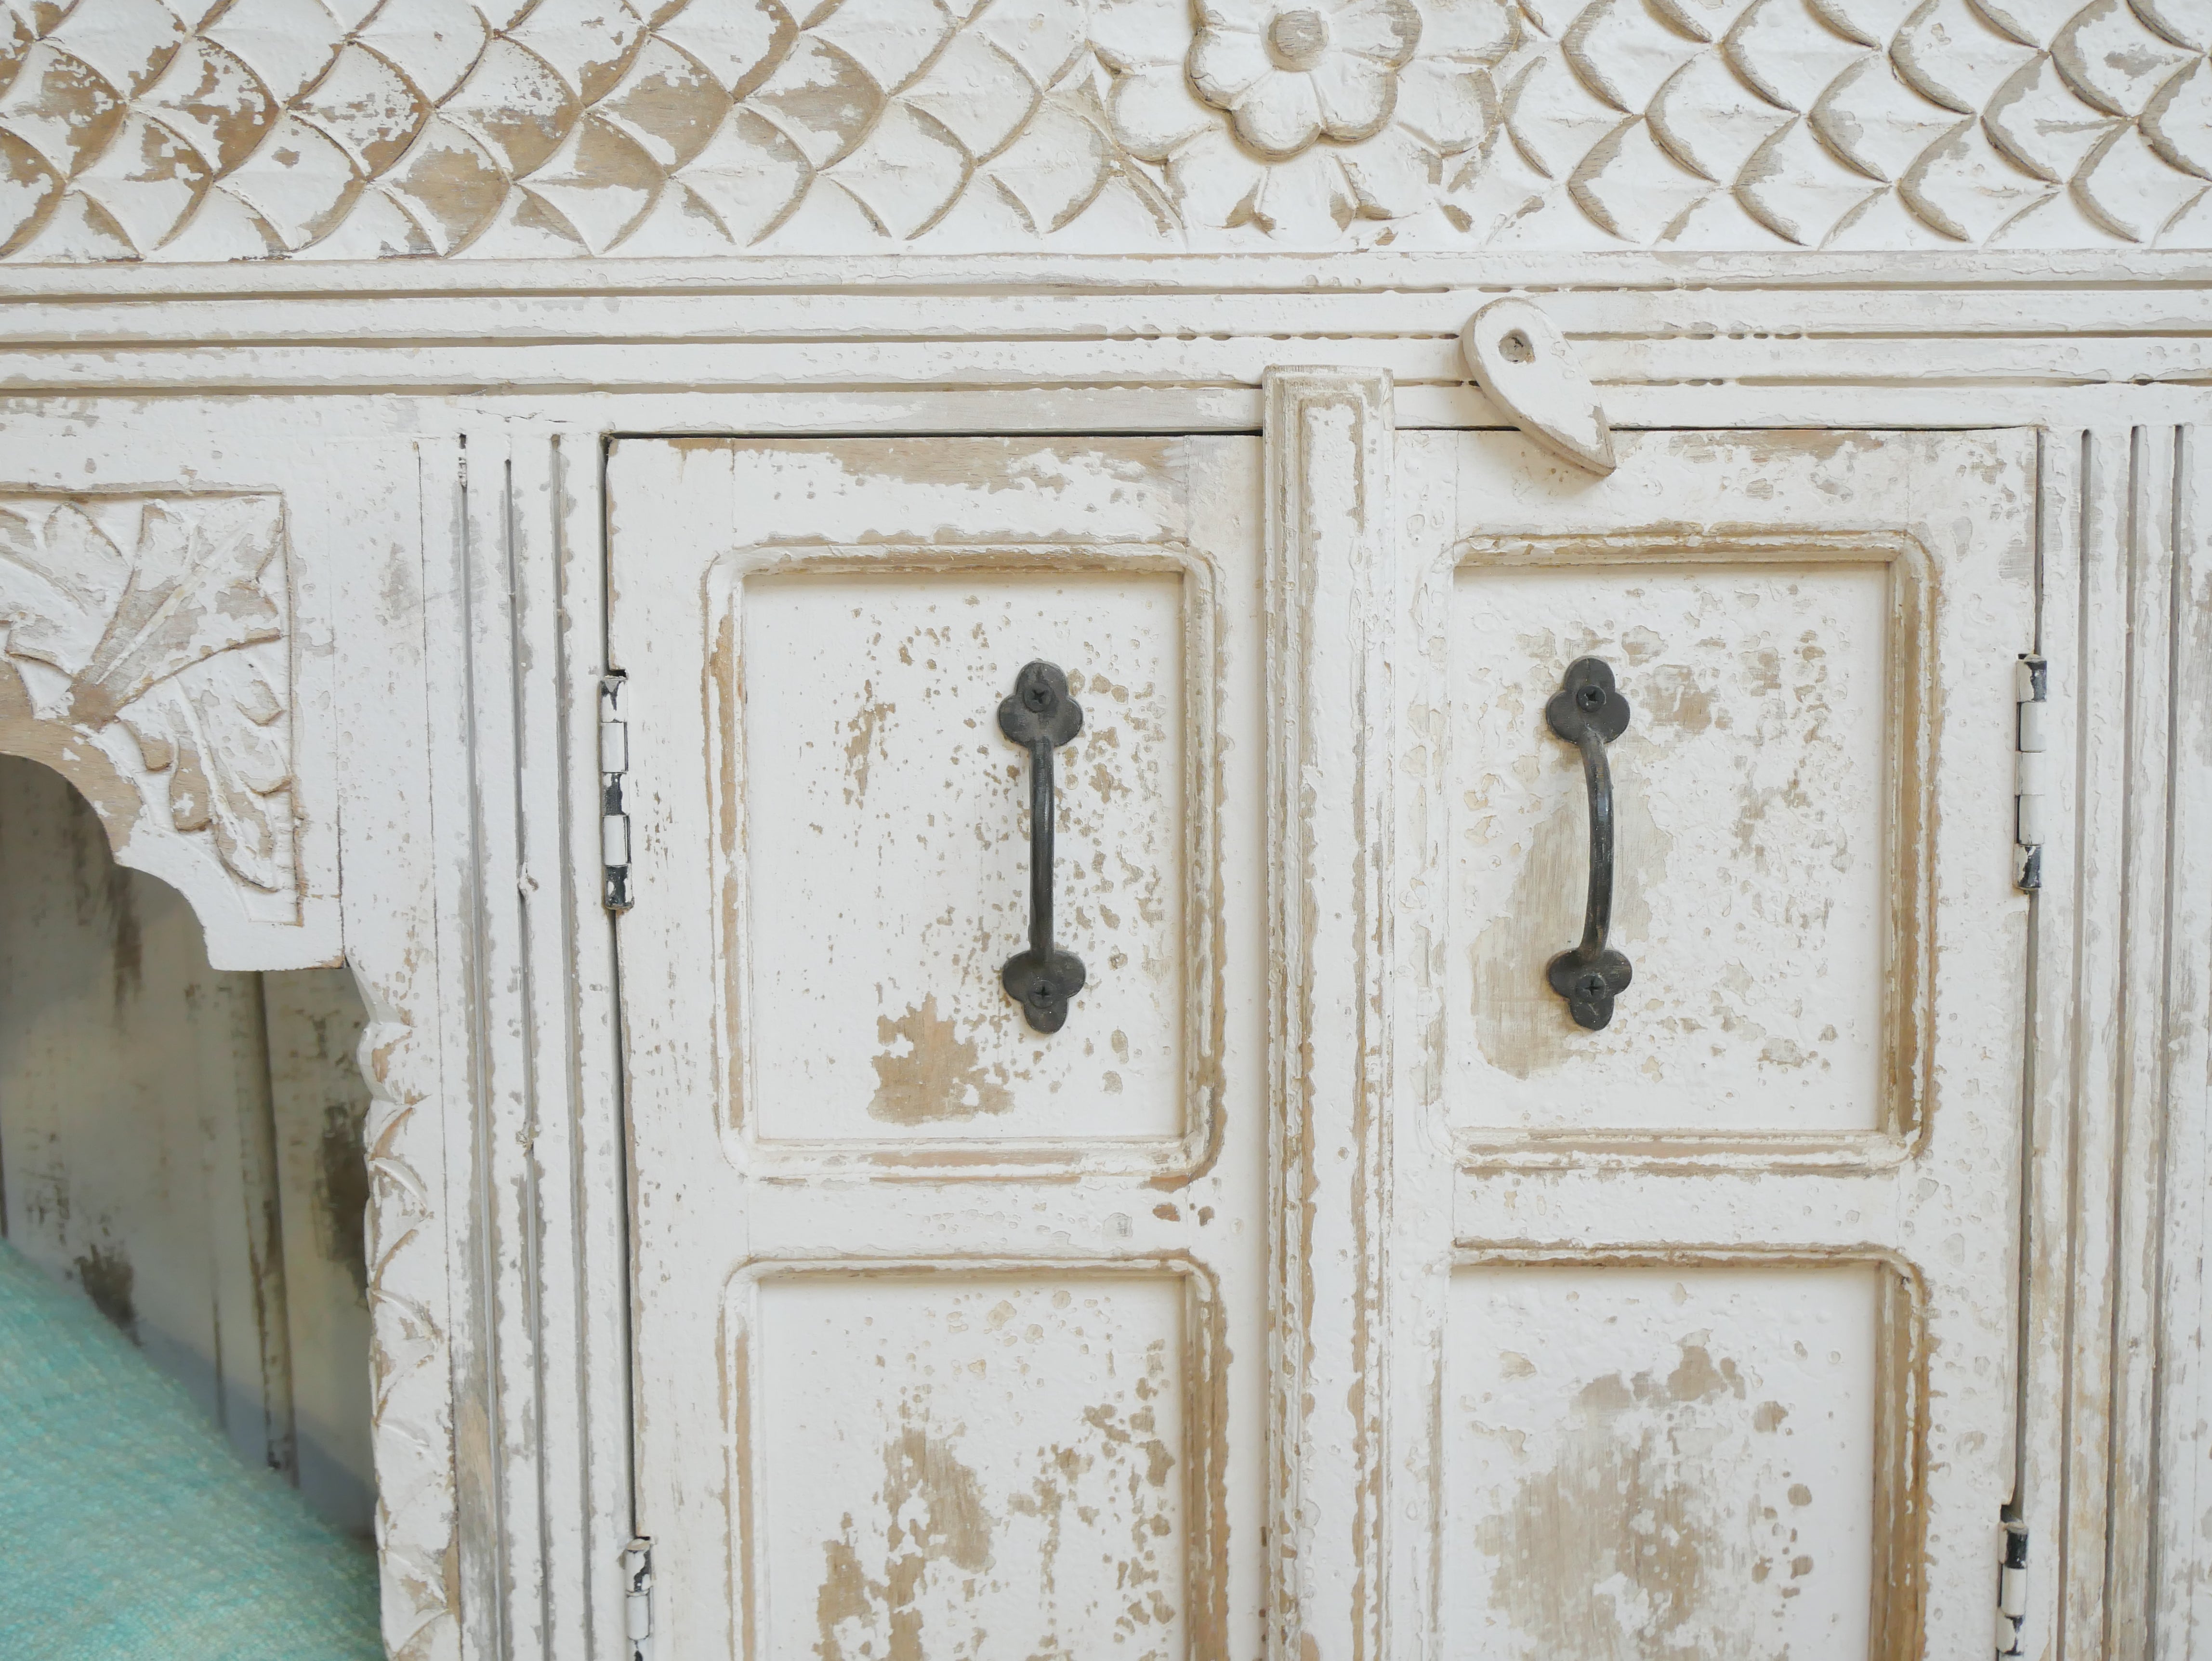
[[1460, 297, 1616, 477]]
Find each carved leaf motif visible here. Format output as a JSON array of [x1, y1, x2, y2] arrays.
[[358, 1013, 460, 1655], [0, 502, 129, 676], [71, 498, 285, 725], [118, 665, 291, 890], [0, 494, 292, 896]]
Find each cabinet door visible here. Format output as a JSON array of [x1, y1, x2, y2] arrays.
[[609, 438, 1265, 1661], [1386, 431, 2035, 1660]]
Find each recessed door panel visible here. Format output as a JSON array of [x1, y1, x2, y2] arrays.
[[743, 1268, 1212, 1661], [737, 566, 1195, 1147], [1445, 1260, 1895, 1661], [619, 418, 2034, 1661], [1448, 549, 1916, 1137]]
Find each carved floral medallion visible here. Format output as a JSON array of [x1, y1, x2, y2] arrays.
[[1099, 0, 1515, 234], [1189, 0, 1423, 157]]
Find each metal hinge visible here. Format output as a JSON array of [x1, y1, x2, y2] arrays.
[[1996, 1520, 2028, 1657], [2014, 654, 2049, 891], [602, 672, 633, 912], [623, 1536, 654, 1661]]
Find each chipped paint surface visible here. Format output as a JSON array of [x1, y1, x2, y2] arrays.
[[0, 352, 2172, 1661], [1390, 428, 2036, 1661], [0, 283, 2192, 1661], [751, 1274, 1186, 1661], [1449, 558, 1896, 1131], [868, 995, 1015, 1125], [739, 567, 1185, 1145], [0, 0, 2201, 259], [1448, 1263, 1882, 1661], [618, 434, 1258, 1661]]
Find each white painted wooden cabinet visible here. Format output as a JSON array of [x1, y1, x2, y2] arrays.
[[0, 5, 2208, 1658]]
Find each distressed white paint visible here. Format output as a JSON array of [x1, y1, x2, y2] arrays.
[[0, 491, 339, 968], [1263, 368, 1395, 1661], [1446, 1261, 1883, 1660], [0, 145, 2199, 1661], [736, 564, 1195, 1152], [750, 1269, 1194, 1661], [1383, 428, 2036, 1660], [610, 436, 1265, 1661], [1448, 552, 1898, 1135], [1458, 299, 1614, 476], [0, 0, 2203, 256]]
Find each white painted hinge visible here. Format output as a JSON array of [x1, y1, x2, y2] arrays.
[[602, 672, 633, 912], [2014, 654, 2049, 892], [1996, 1520, 2028, 1657], [623, 1536, 654, 1661]]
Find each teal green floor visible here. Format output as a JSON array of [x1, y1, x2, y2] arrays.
[[0, 1241, 382, 1659]]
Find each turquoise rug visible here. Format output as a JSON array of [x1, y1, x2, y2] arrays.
[[0, 1240, 383, 1659]]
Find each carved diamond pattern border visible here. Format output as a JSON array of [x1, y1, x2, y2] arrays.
[[0, 0, 2202, 257]]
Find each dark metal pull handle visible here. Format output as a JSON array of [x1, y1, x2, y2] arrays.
[[1545, 656, 1634, 1030], [1000, 661, 1086, 1033]]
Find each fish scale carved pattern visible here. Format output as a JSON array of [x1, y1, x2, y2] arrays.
[[0, 0, 2204, 254]]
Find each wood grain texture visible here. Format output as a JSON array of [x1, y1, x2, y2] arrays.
[[0, 751, 294, 1472], [267, 965, 378, 1538]]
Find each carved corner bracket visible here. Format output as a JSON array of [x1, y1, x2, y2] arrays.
[[0, 493, 330, 967]]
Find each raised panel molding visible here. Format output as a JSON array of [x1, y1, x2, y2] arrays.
[[0, 0, 2205, 258], [705, 540, 1225, 1180], [4, 390, 2200, 1661], [1264, 366, 1395, 1661], [1443, 1250, 1928, 1659], [724, 1258, 1231, 1661], [1443, 528, 1936, 1169], [0, 491, 337, 969]]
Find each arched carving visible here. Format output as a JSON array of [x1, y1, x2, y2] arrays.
[[0, 493, 320, 968]]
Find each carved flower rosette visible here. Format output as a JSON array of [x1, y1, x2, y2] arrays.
[[0, 497, 295, 910], [1096, 0, 1517, 237]]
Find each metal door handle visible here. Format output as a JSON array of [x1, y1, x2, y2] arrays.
[[1545, 656, 1634, 1030], [999, 661, 1086, 1033]]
